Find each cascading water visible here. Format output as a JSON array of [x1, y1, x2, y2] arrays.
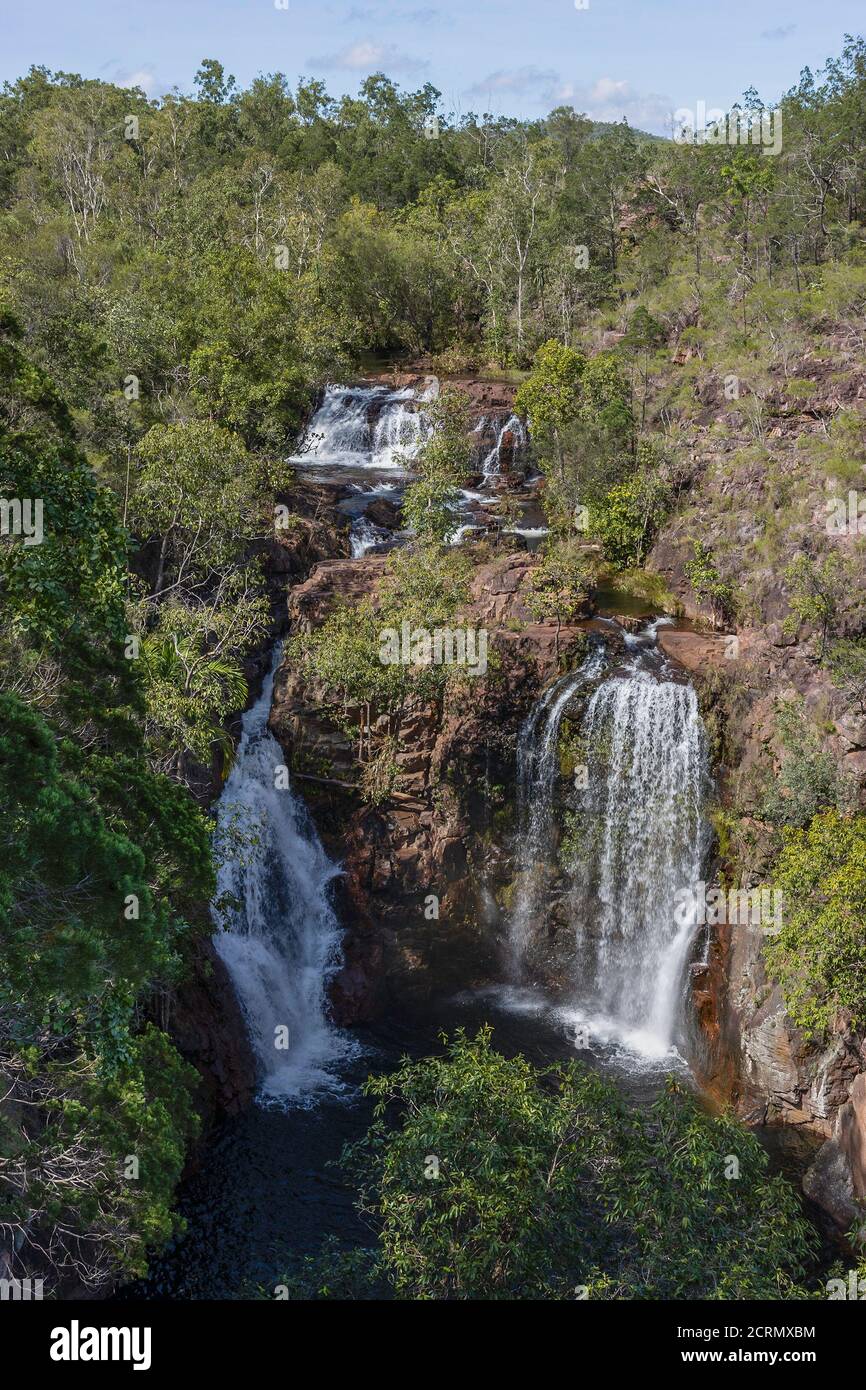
[[508, 622, 710, 1061], [507, 641, 606, 976], [349, 515, 389, 556], [211, 650, 354, 1104], [293, 381, 534, 554], [572, 653, 710, 1055], [293, 383, 432, 468], [482, 414, 527, 477]]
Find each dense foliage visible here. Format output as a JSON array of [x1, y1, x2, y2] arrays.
[[765, 810, 866, 1037], [0, 315, 212, 1289], [2, 33, 866, 1293], [289, 1029, 814, 1300]]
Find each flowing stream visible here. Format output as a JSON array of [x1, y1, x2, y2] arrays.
[[211, 650, 355, 1104]]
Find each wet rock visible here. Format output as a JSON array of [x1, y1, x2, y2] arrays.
[[171, 939, 257, 1130], [363, 497, 401, 529], [803, 1139, 859, 1236]]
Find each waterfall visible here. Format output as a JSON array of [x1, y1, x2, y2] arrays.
[[370, 394, 428, 467], [293, 383, 431, 469], [211, 650, 354, 1104], [508, 625, 710, 1060], [572, 659, 710, 1055], [349, 515, 388, 556], [507, 642, 606, 976], [482, 414, 527, 477], [294, 382, 530, 487]]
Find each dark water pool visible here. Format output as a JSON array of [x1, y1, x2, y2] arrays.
[[121, 990, 677, 1301]]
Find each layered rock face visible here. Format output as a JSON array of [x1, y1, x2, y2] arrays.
[[668, 642, 866, 1234], [697, 898, 866, 1235], [171, 939, 257, 1130], [269, 549, 587, 1021], [649, 414, 866, 1236], [184, 363, 866, 1244]]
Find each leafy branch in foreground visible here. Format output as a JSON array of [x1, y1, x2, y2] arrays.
[[281, 1029, 815, 1300]]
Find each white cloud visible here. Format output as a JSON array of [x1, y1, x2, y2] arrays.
[[310, 41, 430, 75], [590, 77, 630, 103], [113, 68, 159, 97], [761, 24, 796, 40], [346, 5, 442, 22], [583, 77, 673, 130], [464, 68, 672, 131], [464, 66, 562, 102]]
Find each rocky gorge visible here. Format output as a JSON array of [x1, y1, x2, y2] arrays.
[[169, 367, 866, 1265]]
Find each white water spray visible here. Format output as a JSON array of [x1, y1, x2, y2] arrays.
[[508, 625, 710, 1060], [349, 515, 389, 556], [293, 384, 431, 469], [573, 660, 710, 1053], [482, 414, 527, 477], [212, 652, 354, 1104]]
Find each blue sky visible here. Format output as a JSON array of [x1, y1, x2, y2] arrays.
[[1, 0, 862, 133]]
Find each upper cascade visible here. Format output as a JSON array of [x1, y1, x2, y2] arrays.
[[291, 382, 432, 469], [291, 379, 528, 475]]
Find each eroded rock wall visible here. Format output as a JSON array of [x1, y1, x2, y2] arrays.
[[651, 426, 866, 1236], [269, 549, 587, 1020]]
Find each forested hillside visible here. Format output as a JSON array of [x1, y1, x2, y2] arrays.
[[1, 37, 866, 1296]]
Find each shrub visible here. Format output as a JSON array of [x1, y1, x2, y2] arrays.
[[764, 811, 866, 1037], [326, 1028, 814, 1300], [684, 539, 736, 622], [757, 698, 855, 829]]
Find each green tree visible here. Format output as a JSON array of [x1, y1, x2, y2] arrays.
[[336, 1029, 813, 1300], [825, 636, 866, 712], [527, 540, 596, 657], [757, 697, 855, 829], [517, 343, 634, 534], [400, 387, 472, 546], [0, 328, 214, 1293], [784, 551, 851, 658], [589, 468, 669, 570], [765, 810, 866, 1037], [514, 339, 586, 479], [622, 305, 666, 429], [684, 540, 736, 623], [131, 420, 267, 598]]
